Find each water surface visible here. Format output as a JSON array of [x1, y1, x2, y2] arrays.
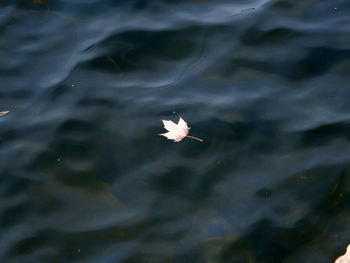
[[1, 0, 350, 262]]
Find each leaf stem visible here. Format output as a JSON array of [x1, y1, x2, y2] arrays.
[[185, 135, 203, 142]]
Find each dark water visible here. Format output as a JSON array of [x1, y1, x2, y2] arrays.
[[1, 0, 350, 262]]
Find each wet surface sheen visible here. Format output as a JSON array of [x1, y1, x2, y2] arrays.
[[1, 0, 350, 262]]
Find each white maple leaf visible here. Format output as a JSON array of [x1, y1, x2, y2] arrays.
[[159, 117, 203, 142], [0, 111, 9, 116], [335, 244, 350, 263]]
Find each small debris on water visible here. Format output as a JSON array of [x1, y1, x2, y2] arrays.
[[0, 111, 9, 116]]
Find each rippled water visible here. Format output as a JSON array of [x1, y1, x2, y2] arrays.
[[1, 0, 350, 262]]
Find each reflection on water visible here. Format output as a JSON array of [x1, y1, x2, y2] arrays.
[[1, 0, 350, 262]]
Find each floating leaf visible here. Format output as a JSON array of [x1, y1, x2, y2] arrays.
[[335, 244, 350, 263], [159, 117, 203, 142], [0, 111, 9, 116]]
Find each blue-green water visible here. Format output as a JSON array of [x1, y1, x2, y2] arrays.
[[1, 0, 350, 262]]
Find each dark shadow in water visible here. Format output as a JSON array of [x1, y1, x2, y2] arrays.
[[228, 47, 350, 81], [241, 27, 295, 46], [220, 168, 349, 263], [81, 27, 201, 74], [288, 48, 350, 80], [27, 118, 120, 194], [299, 121, 350, 148]]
